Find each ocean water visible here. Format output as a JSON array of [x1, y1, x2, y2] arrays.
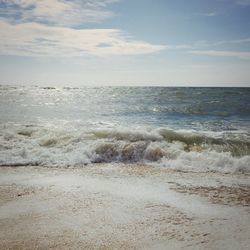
[[0, 85, 250, 173]]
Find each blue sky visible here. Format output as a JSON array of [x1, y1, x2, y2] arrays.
[[0, 0, 250, 86]]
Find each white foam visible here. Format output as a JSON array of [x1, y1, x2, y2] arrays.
[[0, 123, 249, 173]]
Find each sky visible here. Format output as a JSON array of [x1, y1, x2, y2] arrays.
[[0, 0, 250, 86]]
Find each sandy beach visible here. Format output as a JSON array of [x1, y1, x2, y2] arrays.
[[0, 164, 249, 250]]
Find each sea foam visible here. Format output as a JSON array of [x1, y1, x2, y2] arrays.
[[0, 123, 249, 174]]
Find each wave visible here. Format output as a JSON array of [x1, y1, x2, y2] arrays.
[[91, 128, 250, 157], [0, 124, 250, 174]]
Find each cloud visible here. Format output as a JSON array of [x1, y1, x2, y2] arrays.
[[189, 50, 250, 60], [204, 12, 216, 17], [0, 0, 120, 26], [169, 38, 250, 52], [236, 0, 250, 6], [201, 12, 217, 17], [212, 38, 250, 46], [0, 20, 165, 57], [0, 1, 165, 57]]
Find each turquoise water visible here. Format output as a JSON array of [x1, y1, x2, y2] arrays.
[[0, 85, 250, 173]]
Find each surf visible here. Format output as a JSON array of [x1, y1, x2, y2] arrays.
[[1, 123, 249, 174]]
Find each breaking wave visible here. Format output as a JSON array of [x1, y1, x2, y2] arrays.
[[0, 124, 250, 174]]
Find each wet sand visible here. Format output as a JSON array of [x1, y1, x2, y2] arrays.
[[0, 164, 250, 249]]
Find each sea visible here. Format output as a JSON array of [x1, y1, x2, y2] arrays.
[[0, 85, 250, 173]]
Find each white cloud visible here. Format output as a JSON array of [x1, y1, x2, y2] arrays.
[[0, 0, 119, 26], [0, 0, 165, 57], [0, 20, 165, 57], [168, 38, 250, 52], [236, 0, 250, 6], [189, 50, 250, 60], [201, 12, 217, 17], [212, 38, 250, 46]]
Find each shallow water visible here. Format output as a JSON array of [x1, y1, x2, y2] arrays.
[[0, 85, 250, 173]]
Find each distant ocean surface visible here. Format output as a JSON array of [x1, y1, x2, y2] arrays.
[[0, 85, 250, 173]]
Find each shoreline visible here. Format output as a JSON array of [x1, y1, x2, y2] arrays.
[[1, 164, 250, 249]]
